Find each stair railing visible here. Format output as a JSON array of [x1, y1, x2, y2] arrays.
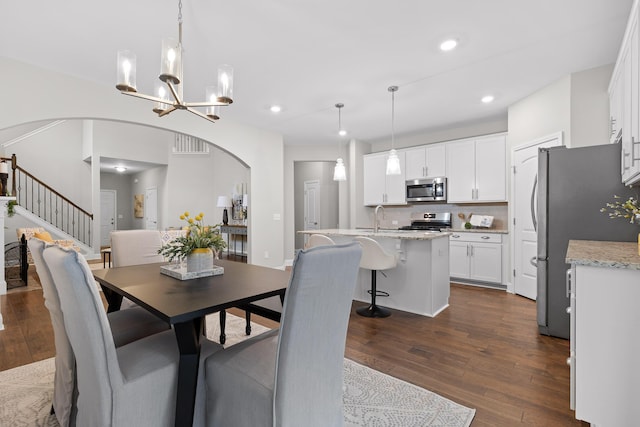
[[2, 154, 93, 246]]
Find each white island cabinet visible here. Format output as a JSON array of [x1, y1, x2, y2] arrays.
[[566, 240, 640, 426], [298, 229, 450, 317]]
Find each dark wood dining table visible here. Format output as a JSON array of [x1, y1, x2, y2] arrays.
[[93, 259, 289, 427]]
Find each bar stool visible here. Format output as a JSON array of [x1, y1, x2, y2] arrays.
[[305, 234, 335, 249], [354, 236, 397, 318]]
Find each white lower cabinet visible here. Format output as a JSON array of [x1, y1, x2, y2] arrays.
[[570, 263, 640, 426], [449, 232, 502, 285]]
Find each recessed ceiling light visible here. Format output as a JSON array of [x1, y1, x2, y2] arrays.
[[481, 95, 495, 104], [115, 166, 127, 172], [440, 39, 458, 52], [270, 105, 282, 113]]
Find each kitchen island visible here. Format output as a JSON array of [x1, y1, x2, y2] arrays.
[[298, 229, 451, 317], [565, 240, 640, 426]]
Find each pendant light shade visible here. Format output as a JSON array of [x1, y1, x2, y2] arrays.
[[333, 103, 347, 181], [386, 86, 401, 176], [386, 149, 401, 175], [333, 158, 347, 181]]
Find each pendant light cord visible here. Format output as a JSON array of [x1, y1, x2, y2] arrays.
[[178, 0, 183, 44], [388, 86, 398, 149]]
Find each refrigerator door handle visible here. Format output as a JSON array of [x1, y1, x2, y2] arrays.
[[530, 174, 538, 232]]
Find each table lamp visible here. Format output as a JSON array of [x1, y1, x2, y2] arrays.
[[217, 196, 231, 225]]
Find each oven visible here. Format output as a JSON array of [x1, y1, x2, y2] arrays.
[[398, 212, 452, 231], [406, 177, 447, 202]]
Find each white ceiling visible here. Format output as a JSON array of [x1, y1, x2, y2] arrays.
[[0, 0, 634, 147]]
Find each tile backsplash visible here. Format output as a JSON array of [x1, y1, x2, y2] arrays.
[[367, 203, 508, 231]]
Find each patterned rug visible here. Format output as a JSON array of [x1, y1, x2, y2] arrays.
[[0, 315, 475, 427]]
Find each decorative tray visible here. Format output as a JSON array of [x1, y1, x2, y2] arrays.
[[160, 264, 224, 280]]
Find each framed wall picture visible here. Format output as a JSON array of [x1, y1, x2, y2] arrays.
[[134, 194, 144, 218]]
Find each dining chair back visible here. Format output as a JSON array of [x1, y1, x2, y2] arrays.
[[28, 238, 170, 426], [110, 229, 164, 267], [42, 243, 221, 427], [205, 241, 362, 427], [304, 233, 335, 249]]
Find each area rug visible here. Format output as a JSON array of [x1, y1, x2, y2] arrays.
[[0, 315, 475, 427]]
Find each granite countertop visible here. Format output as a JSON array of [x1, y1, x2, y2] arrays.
[[445, 228, 509, 234], [566, 240, 640, 270], [298, 228, 451, 241]]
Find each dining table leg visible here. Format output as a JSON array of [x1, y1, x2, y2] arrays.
[[173, 318, 203, 427], [100, 285, 123, 313]]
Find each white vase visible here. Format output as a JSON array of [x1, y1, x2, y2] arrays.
[[186, 248, 213, 273]]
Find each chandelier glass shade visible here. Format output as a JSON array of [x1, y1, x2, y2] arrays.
[[333, 103, 347, 182], [115, 0, 233, 123], [386, 86, 401, 175]]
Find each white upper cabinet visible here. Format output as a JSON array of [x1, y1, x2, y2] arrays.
[[405, 143, 446, 180], [446, 135, 506, 203], [611, 0, 640, 184], [363, 151, 407, 206]]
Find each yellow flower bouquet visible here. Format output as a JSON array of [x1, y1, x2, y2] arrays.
[[600, 195, 640, 224], [158, 211, 227, 261]]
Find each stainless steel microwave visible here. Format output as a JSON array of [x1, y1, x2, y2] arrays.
[[406, 177, 447, 202]]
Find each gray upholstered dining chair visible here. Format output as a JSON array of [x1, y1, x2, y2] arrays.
[[110, 229, 165, 267], [42, 243, 222, 427], [204, 241, 362, 427], [28, 237, 170, 427], [303, 233, 335, 249]]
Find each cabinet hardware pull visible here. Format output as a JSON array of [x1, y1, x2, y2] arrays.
[[481, 236, 490, 240], [566, 268, 572, 299]]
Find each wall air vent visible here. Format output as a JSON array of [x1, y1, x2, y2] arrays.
[[172, 134, 210, 155]]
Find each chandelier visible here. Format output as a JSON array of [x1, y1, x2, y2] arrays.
[[115, 0, 233, 123]]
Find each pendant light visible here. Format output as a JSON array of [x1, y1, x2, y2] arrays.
[[386, 85, 401, 175], [333, 103, 347, 181]]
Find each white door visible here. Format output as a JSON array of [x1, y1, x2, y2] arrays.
[[303, 180, 320, 247], [145, 187, 158, 230], [512, 134, 561, 299], [100, 190, 116, 247]]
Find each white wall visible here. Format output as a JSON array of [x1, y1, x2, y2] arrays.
[[570, 64, 614, 148], [508, 75, 571, 149], [5, 120, 93, 212], [0, 57, 285, 267], [368, 116, 508, 153]]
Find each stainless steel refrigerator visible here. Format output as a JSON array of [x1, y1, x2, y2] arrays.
[[537, 143, 637, 339]]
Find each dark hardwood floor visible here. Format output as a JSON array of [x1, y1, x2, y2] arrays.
[[0, 279, 585, 426]]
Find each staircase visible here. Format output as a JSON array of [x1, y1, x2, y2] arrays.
[[3, 154, 93, 249]]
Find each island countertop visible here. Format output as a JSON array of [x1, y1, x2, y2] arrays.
[[298, 228, 451, 240], [566, 239, 640, 270]]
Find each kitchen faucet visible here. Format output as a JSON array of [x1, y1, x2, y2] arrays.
[[374, 205, 385, 232]]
